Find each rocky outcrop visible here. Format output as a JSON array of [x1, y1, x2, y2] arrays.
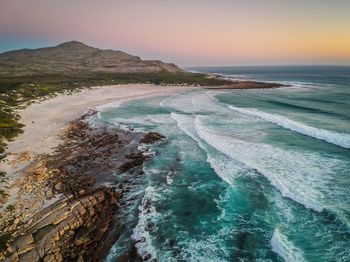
[[5, 188, 120, 262], [205, 80, 286, 89], [139, 132, 165, 144], [0, 111, 166, 261]]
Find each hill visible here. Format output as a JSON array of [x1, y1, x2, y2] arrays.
[[0, 41, 183, 78]]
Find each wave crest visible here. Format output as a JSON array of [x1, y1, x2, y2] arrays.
[[271, 229, 305, 262], [228, 105, 350, 149]]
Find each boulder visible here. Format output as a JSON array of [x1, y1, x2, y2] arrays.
[[46, 190, 54, 198], [54, 182, 63, 192]]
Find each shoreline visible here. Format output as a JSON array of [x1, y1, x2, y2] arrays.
[[0, 83, 192, 260], [1, 84, 195, 181], [5, 84, 195, 156], [0, 81, 283, 260]]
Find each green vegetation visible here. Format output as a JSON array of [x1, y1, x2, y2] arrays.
[[6, 205, 14, 212], [0, 233, 11, 252], [0, 71, 230, 155], [0, 171, 7, 183], [0, 189, 8, 197]]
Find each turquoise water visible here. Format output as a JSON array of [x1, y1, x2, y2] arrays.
[[102, 67, 350, 262]]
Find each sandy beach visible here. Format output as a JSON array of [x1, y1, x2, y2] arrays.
[[5, 84, 194, 156]]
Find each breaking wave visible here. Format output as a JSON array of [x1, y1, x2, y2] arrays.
[[171, 112, 248, 186], [194, 116, 346, 213], [271, 229, 305, 262], [227, 105, 350, 149]]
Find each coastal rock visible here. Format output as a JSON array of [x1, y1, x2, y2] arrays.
[[119, 153, 150, 172], [54, 182, 63, 192], [4, 188, 121, 261], [46, 190, 54, 198], [0, 113, 161, 261], [13, 218, 20, 225], [205, 81, 285, 89], [15, 234, 35, 255], [140, 132, 165, 144]]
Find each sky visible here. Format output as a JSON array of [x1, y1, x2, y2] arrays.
[[0, 0, 350, 66]]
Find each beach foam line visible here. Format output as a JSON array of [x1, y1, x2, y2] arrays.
[[227, 105, 350, 149], [271, 229, 306, 262], [161, 90, 229, 114], [95, 101, 122, 111], [160, 93, 195, 113]]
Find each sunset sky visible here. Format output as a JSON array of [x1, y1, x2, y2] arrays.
[[1, 0, 349, 66]]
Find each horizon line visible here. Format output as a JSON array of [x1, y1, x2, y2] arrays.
[[1, 40, 349, 68], [185, 64, 350, 68]]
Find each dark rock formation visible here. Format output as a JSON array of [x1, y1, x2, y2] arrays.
[[139, 132, 165, 144], [205, 81, 286, 89]]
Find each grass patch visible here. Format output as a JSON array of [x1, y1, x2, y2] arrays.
[[0, 233, 11, 252], [0, 189, 8, 196], [6, 205, 14, 212]]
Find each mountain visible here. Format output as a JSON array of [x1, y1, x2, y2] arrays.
[[0, 41, 184, 78]]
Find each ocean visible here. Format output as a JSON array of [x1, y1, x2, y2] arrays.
[[101, 66, 350, 261]]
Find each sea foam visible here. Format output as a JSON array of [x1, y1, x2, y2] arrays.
[[161, 91, 229, 115], [194, 116, 346, 213], [132, 186, 159, 261], [228, 105, 350, 149], [271, 229, 305, 262], [160, 92, 195, 113], [95, 101, 122, 111]]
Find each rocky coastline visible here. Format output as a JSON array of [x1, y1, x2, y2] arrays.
[[0, 110, 165, 261]]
